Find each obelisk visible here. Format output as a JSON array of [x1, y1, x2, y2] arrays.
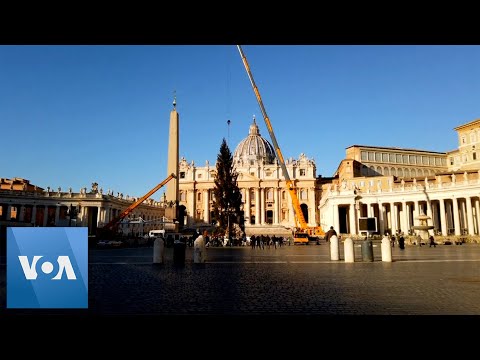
[[165, 95, 179, 226]]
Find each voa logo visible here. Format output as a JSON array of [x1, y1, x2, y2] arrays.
[[7, 227, 88, 309], [18, 255, 77, 280]]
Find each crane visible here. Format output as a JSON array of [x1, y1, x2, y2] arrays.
[[98, 173, 176, 238], [237, 45, 325, 243]]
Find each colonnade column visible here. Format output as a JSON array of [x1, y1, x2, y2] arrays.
[[439, 199, 447, 236], [260, 188, 265, 225], [273, 188, 279, 225], [474, 198, 480, 235], [466, 196, 474, 235], [245, 188, 251, 225], [255, 188, 260, 225], [203, 190, 210, 224], [349, 203, 357, 235], [43, 206, 48, 226], [31, 205, 37, 226], [453, 198, 461, 235], [378, 203, 385, 235]]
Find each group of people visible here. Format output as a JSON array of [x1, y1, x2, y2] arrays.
[[390, 233, 437, 248]]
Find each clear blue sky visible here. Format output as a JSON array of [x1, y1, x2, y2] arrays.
[[1, 45, 479, 198]]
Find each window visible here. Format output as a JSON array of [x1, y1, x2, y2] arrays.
[[402, 154, 408, 164], [299, 169, 306, 176], [462, 136, 466, 144], [265, 171, 272, 177], [396, 154, 402, 163], [375, 152, 381, 162], [300, 190, 307, 200], [180, 191, 186, 201], [422, 156, 428, 165], [470, 133, 476, 143], [282, 191, 286, 200], [437, 157, 443, 166], [267, 188, 273, 200], [473, 152, 477, 160], [361, 151, 368, 161], [429, 157, 435, 166], [368, 152, 374, 161], [250, 160, 254, 165], [389, 153, 396, 163], [416, 155, 422, 165], [197, 192, 202, 201], [180, 172, 185, 179], [409, 155, 416, 164], [382, 153, 388, 162], [197, 173, 202, 179]]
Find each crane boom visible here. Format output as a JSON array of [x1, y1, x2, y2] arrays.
[[102, 173, 176, 231], [237, 45, 324, 238]]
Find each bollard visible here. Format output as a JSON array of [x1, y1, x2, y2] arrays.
[[381, 236, 392, 262], [361, 238, 374, 262], [173, 239, 186, 265], [344, 237, 355, 263], [153, 237, 165, 264], [193, 235, 206, 263], [330, 235, 340, 261]]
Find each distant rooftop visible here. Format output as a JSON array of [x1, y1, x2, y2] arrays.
[[454, 118, 480, 131], [346, 144, 446, 155]]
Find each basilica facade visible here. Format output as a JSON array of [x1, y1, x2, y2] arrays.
[[178, 118, 320, 236]]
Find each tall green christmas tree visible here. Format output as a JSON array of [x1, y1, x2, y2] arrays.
[[212, 138, 242, 235]]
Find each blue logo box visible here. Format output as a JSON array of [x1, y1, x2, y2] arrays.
[[7, 227, 88, 309]]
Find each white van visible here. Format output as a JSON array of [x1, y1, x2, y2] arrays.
[[149, 229, 165, 238]]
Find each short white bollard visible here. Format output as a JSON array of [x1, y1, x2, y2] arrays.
[[344, 237, 355, 263], [330, 235, 340, 261], [194, 235, 206, 263], [153, 237, 165, 264], [381, 236, 392, 262]]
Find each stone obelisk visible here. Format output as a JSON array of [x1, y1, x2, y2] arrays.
[[165, 95, 179, 227]]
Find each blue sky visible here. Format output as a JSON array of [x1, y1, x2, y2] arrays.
[[1, 45, 479, 198]]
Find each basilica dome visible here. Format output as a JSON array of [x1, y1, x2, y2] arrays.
[[233, 117, 276, 165]]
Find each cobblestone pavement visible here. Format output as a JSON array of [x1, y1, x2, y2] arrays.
[[1, 243, 480, 315]]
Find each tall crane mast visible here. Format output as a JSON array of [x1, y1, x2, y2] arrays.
[[237, 45, 324, 239]]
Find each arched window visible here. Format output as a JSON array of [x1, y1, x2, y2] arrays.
[[384, 167, 390, 176], [197, 192, 202, 201], [267, 188, 273, 200]]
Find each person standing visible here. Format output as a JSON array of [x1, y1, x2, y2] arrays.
[[398, 236, 405, 250], [325, 226, 337, 242], [429, 235, 437, 248]]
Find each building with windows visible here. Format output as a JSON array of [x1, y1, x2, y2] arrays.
[[319, 118, 480, 240], [0, 178, 166, 237]]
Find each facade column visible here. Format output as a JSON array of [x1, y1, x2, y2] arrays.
[[6, 204, 12, 221], [104, 206, 110, 224], [43, 206, 49, 226], [19, 205, 25, 222], [203, 189, 210, 224], [439, 199, 447, 236], [255, 188, 260, 225], [460, 200, 467, 234], [466, 196, 474, 235], [474, 198, 480, 235], [55, 204, 60, 225], [446, 201, 453, 233], [378, 203, 385, 235], [288, 190, 294, 226], [260, 187, 265, 225], [245, 188, 251, 225], [426, 200, 433, 228], [367, 203, 373, 217], [333, 203, 339, 233], [31, 205, 37, 226], [349, 203, 357, 235], [273, 187, 279, 225], [452, 197, 461, 235], [412, 201, 419, 230], [97, 206, 102, 226], [188, 190, 195, 225], [388, 202, 395, 234], [400, 202, 407, 234]]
